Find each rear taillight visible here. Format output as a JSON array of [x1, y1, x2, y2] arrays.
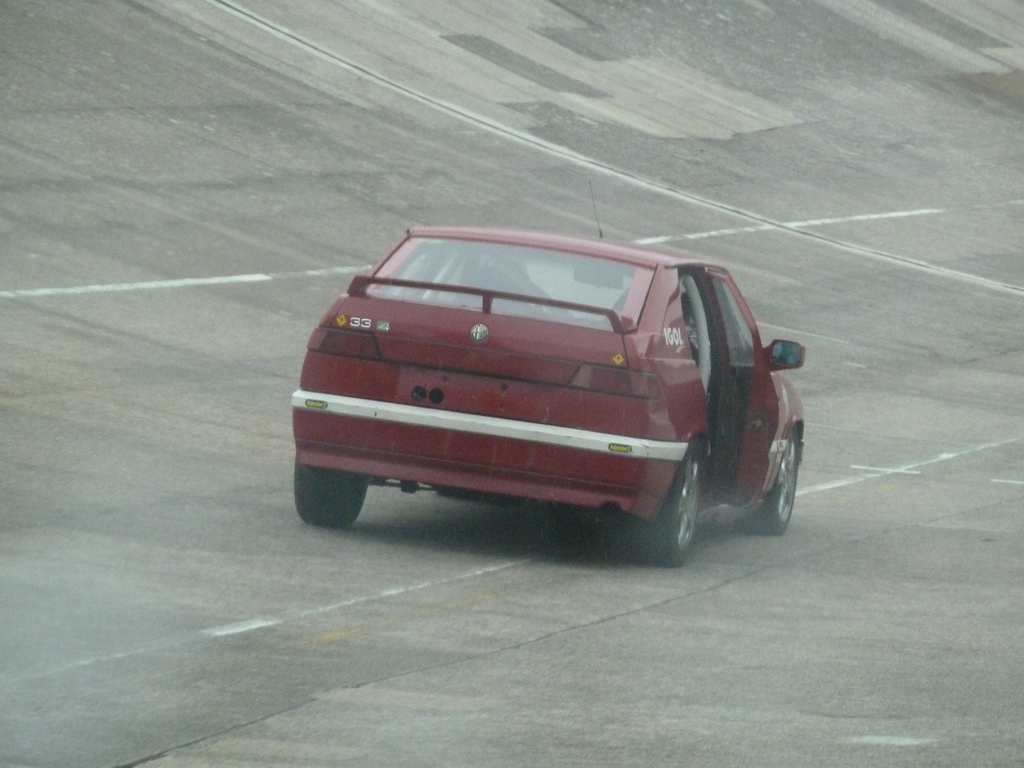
[[569, 365, 659, 398], [307, 327, 381, 360]]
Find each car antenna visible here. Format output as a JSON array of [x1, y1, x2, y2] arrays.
[[589, 181, 604, 239]]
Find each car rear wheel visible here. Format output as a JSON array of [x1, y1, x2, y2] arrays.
[[651, 444, 702, 567], [752, 435, 799, 535], [294, 461, 368, 528]]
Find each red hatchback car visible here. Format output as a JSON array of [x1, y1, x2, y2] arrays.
[[292, 227, 805, 565]]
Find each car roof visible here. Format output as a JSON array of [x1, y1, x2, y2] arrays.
[[407, 226, 710, 270]]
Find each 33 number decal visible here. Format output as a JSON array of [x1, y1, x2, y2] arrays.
[[336, 315, 372, 329]]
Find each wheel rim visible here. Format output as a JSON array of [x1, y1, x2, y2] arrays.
[[775, 439, 797, 523], [677, 456, 700, 548]]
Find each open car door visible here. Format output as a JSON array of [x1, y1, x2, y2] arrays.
[[682, 267, 780, 507]]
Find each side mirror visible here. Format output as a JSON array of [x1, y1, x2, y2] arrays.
[[767, 339, 805, 370]]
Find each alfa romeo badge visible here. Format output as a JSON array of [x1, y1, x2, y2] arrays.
[[470, 323, 489, 342]]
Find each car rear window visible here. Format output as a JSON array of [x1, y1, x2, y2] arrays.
[[373, 238, 650, 330]]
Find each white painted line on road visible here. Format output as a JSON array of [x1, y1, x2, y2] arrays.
[[987, 198, 1024, 208], [850, 465, 922, 475], [0, 273, 272, 298], [196, 560, 527, 640], [202, 618, 281, 637], [291, 560, 526, 619], [11, 561, 528, 681], [788, 208, 945, 228], [758, 322, 853, 345], [847, 735, 937, 746], [796, 476, 875, 495], [3, 201, 1005, 299], [681, 224, 775, 241], [798, 435, 1023, 497], [991, 478, 1024, 485], [0, 266, 365, 299], [646, 207, 946, 243]]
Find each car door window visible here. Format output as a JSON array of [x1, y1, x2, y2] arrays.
[[680, 273, 711, 391], [711, 277, 754, 367]]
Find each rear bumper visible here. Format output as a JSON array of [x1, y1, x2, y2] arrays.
[[292, 389, 686, 518]]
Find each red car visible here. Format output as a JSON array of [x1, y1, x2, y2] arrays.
[[292, 227, 805, 565]]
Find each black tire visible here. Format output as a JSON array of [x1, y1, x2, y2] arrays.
[[752, 435, 799, 535], [650, 443, 703, 567], [294, 461, 368, 528]]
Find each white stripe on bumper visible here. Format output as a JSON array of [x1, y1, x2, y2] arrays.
[[293, 390, 688, 461]]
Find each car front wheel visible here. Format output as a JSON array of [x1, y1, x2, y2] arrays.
[[753, 435, 799, 535], [651, 444, 702, 567], [294, 461, 368, 528]]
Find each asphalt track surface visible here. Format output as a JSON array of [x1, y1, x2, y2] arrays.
[[2, 1, 1024, 766]]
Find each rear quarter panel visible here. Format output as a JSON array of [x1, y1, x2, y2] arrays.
[[634, 265, 708, 443]]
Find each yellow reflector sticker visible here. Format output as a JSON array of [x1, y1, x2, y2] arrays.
[[305, 399, 329, 409], [608, 443, 632, 453], [612, 354, 624, 365], [335, 315, 347, 326]]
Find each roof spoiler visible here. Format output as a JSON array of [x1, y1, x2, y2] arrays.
[[348, 274, 635, 333]]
